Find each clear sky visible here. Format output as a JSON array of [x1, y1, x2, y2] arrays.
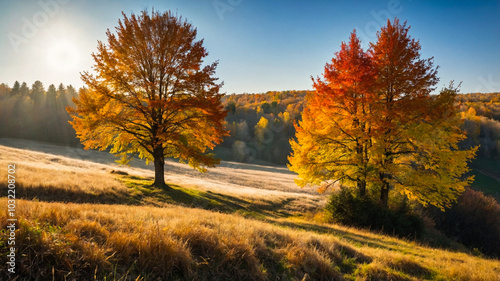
[[0, 0, 499, 94]]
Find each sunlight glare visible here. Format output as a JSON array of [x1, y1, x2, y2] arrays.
[[45, 40, 81, 72]]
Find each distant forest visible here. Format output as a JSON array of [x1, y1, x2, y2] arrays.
[[1, 81, 499, 165], [457, 93, 500, 159], [0, 81, 79, 146], [217, 90, 307, 165]]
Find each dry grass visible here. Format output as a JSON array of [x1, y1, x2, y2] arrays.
[[0, 139, 324, 210], [2, 199, 499, 280], [1, 140, 500, 280], [1, 199, 365, 280], [0, 142, 129, 201], [4, 165, 129, 204]]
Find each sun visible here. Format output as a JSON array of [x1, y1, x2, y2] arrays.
[[45, 40, 81, 72]]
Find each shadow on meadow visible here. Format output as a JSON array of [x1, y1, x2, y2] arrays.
[[266, 220, 437, 280], [120, 175, 295, 217], [269, 220, 399, 251], [5, 174, 297, 219]]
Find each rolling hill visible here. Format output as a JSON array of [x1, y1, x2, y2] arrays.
[[1, 138, 499, 280]]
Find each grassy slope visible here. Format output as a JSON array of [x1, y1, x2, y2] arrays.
[[470, 158, 500, 200], [1, 140, 499, 280]]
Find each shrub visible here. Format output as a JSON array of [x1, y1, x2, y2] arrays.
[[325, 187, 424, 239], [432, 188, 500, 257]]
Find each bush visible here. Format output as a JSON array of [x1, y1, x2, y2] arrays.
[[325, 187, 424, 239], [432, 189, 500, 258]]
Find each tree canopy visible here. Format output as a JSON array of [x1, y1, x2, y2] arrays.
[[289, 19, 477, 210], [68, 10, 227, 188], [289, 32, 376, 196]]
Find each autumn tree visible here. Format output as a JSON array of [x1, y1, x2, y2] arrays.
[[288, 31, 376, 196], [68, 10, 227, 188], [254, 116, 271, 145], [385, 84, 477, 210], [369, 19, 475, 208], [368, 19, 441, 206], [290, 19, 476, 210]]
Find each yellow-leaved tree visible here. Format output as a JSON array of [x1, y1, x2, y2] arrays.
[[289, 19, 477, 209], [388, 85, 477, 210], [67, 10, 228, 188], [288, 31, 376, 196]]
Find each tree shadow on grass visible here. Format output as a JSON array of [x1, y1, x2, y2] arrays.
[[386, 258, 436, 280], [7, 175, 297, 221], [120, 175, 251, 211], [10, 183, 129, 205], [118, 175, 300, 218], [267, 220, 439, 279], [267, 219, 409, 253]]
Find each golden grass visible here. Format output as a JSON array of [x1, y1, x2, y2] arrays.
[[0, 162, 129, 205], [1, 199, 362, 280], [0, 144, 320, 215], [0, 141, 324, 211], [0, 143, 129, 203], [1, 141, 500, 280], [2, 199, 500, 280]]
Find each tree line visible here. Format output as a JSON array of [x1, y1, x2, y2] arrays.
[[1, 83, 499, 165], [218, 90, 307, 165], [0, 81, 79, 146], [458, 92, 500, 159]]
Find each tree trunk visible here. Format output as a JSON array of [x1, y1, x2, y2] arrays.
[[152, 146, 168, 189], [380, 182, 389, 207], [356, 140, 367, 197], [357, 180, 366, 197]]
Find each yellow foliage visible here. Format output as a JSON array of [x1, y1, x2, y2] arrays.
[[67, 10, 228, 187]]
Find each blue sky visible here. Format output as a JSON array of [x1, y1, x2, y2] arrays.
[[0, 0, 499, 94]]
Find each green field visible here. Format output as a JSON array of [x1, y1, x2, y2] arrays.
[[470, 158, 500, 199]]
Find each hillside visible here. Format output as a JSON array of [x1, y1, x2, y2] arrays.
[[1, 82, 499, 195], [1, 139, 500, 280], [220, 91, 500, 200]]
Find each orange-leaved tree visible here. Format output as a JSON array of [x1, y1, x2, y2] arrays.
[[289, 19, 476, 210], [369, 18, 440, 206], [369, 19, 476, 209], [381, 84, 477, 210], [288, 31, 376, 196], [67, 10, 228, 188]]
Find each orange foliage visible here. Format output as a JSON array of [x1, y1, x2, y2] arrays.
[[68, 10, 228, 188], [290, 19, 476, 209], [289, 31, 376, 196]]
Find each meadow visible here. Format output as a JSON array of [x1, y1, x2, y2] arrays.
[[1, 139, 500, 280]]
